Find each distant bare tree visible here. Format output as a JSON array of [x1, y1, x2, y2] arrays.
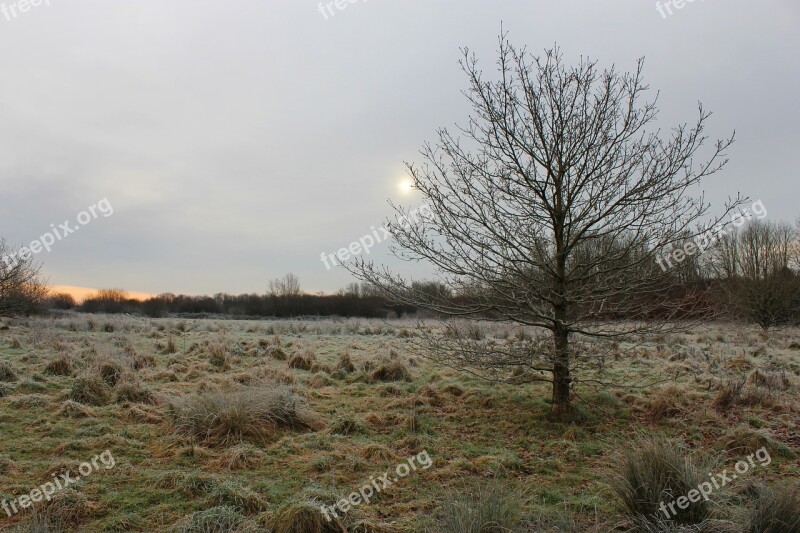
[[0, 238, 48, 316], [349, 37, 744, 416], [712, 220, 800, 331], [268, 273, 301, 298]]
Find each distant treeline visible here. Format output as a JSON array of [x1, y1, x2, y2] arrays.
[[55, 285, 418, 319]]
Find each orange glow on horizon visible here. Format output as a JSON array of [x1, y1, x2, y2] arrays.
[[50, 285, 154, 304]]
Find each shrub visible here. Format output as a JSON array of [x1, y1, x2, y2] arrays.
[[68, 376, 112, 406], [745, 483, 800, 533], [168, 385, 316, 447], [609, 434, 713, 526], [272, 500, 346, 533], [437, 482, 525, 532]]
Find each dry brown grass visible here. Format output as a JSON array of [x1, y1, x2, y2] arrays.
[[44, 354, 74, 376], [272, 500, 346, 533], [371, 359, 411, 382], [288, 349, 316, 371], [213, 443, 265, 471], [68, 375, 113, 406], [168, 384, 318, 447]]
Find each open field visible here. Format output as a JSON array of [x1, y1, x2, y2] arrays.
[[0, 315, 798, 532]]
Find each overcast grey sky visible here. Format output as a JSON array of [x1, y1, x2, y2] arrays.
[[1, 0, 798, 296]]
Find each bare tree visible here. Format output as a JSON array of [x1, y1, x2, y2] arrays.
[[0, 238, 49, 316], [349, 38, 743, 416], [268, 273, 301, 298], [711, 220, 800, 331]]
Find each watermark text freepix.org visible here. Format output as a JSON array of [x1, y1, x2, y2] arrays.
[[318, 0, 367, 20], [320, 204, 432, 270], [2, 450, 115, 518], [1, 198, 113, 269], [659, 447, 770, 519], [656, 0, 704, 19], [656, 199, 766, 272], [320, 450, 432, 522], [1, 0, 51, 22]]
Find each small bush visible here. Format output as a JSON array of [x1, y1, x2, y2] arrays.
[[437, 482, 525, 533], [272, 500, 346, 533], [69, 376, 112, 406], [745, 483, 800, 533], [609, 434, 713, 526], [169, 385, 316, 447]]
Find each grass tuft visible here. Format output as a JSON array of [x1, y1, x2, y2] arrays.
[[609, 434, 713, 527], [168, 385, 317, 447], [68, 376, 113, 406], [745, 482, 800, 533], [436, 481, 525, 533], [272, 500, 346, 533]]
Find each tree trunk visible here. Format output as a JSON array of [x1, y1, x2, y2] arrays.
[[551, 325, 571, 417]]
